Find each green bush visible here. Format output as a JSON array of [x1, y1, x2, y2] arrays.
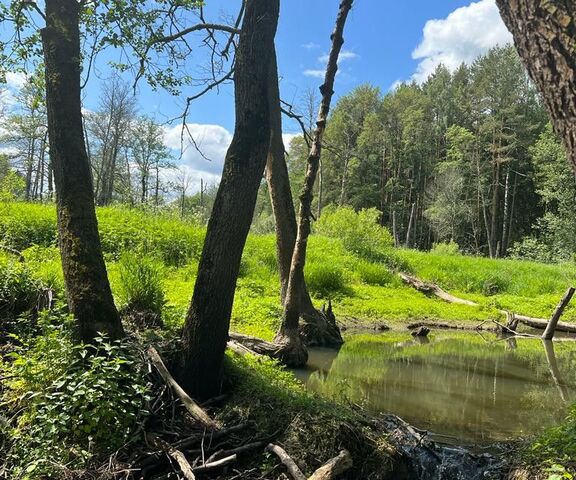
[[0, 259, 42, 323], [0, 203, 57, 250], [305, 261, 348, 298], [431, 241, 460, 256], [315, 206, 396, 263], [117, 252, 165, 315], [356, 260, 394, 286], [1, 310, 150, 478]]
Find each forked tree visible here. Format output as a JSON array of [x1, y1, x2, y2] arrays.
[[496, 0, 576, 176]]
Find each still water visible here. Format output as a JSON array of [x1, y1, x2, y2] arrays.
[[295, 332, 576, 445]]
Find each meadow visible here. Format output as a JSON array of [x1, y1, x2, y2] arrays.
[[1, 202, 575, 342]]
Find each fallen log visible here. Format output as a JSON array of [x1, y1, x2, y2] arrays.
[[308, 450, 352, 480], [147, 346, 219, 430], [400, 273, 576, 334], [191, 454, 237, 474]]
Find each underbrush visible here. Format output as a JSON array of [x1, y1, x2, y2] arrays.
[[0, 310, 151, 479]]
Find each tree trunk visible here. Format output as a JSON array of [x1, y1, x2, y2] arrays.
[[41, 0, 124, 343], [265, 48, 343, 348], [501, 168, 510, 256], [276, 0, 353, 366], [496, 0, 576, 177], [178, 0, 280, 399]]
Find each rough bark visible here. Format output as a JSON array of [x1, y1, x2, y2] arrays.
[[542, 287, 575, 339], [277, 0, 353, 367], [265, 47, 343, 348], [496, 0, 576, 177], [178, 0, 279, 399], [41, 0, 124, 343]]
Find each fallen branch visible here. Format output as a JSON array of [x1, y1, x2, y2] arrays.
[[308, 450, 352, 480], [267, 443, 306, 480], [401, 273, 576, 334], [191, 454, 237, 473], [0, 244, 25, 262], [149, 435, 196, 480], [147, 346, 219, 430]]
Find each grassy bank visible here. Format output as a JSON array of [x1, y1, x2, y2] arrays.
[[1, 202, 576, 477], [1, 202, 575, 341]]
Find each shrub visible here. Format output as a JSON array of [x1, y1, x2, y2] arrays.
[[315, 206, 394, 262], [0, 203, 56, 250], [356, 260, 394, 286], [0, 259, 42, 323], [305, 261, 348, 298], [117, 252, 165, 316], [431, 241, 460, 256], [1, 310, 150, 478]]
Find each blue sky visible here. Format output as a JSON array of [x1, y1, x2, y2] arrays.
[[1, 0, 513, 190]]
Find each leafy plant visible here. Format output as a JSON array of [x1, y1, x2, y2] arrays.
[[1, 310, 151, 478], [305, 261, 348, 298]]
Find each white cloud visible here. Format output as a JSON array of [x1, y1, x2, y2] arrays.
[[282, 133, 300, 150], [303, 69, 325, 79], [302, 42, 320, 50], [389, 79, 403, 92], [411, 0, 512, 83], [303, 49, 359, 78], [163, 123, 232, 178], [6, 72, 27, 90]]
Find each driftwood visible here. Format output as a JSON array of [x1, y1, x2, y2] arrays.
[[267, 444, 307, 480], [407, 321, 494, 332], [308, 450, 352, 480], [401, 273, 576, 334], [543, 287, 576, 340], [411, 326, 430, 337], [191, 454, 237, 473], [149, 435, 196, 480], [147, 346, 219, 430]]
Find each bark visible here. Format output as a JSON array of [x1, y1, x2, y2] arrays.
[[542, 287, 575, 340], [178, 0, 279, 399], [277, 0, 353, 366], [265, 47, 343, 348], [496, 0, 576, 177], [41, 0, 124, 343]]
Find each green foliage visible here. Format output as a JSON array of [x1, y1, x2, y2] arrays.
[[1, 310, 150, 478], [305, 261, 348, 299], [355, 260, 395, 286], [431, 241, 461, 256], [0, 258, 42, 323], [316, 206, 394, 261], [117, 252, 165, 315]]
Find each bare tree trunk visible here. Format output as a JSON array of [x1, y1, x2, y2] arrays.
[[276, 0, 353, 366], [265, 49, 342, 347], [496, 0, 576, 176], [177, 0, 280, 399], [41, 0, 124, 343], [501, 168, 510, 256], [405, 202, 415, 248]]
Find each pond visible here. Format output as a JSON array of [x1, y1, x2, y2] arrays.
[[294, 331, 576, 446]]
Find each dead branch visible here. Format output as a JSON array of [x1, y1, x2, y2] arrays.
[[191, 454, 237, 473], [149, 435, 196, 480], [543, 287, 576, 340], [266, 444, 306, 480], [308, 450, 352, 480], [147, 346, 219, 430]]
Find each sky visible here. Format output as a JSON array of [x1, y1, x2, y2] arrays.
[[1, 0, 513, 192]]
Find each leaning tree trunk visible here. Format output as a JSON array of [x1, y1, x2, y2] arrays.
[[41, 0, 124, 343], [496, 0, 576, 177], [276, 0, 353, 367], [178, 0, 280, 400], [265, 48, 343, 348]]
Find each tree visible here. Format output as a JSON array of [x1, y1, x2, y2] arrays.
[[496, 0, 576, 177], [178, 0, 280, 399], [41, 0, 124, 342], [277, 0, 353, 366], [265, 48, 343, 348]]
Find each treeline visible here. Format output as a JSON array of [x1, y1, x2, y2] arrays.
[[278, 45, 576, 261], [0, 74, 214, 214]]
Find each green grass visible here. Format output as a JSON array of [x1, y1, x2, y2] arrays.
[[2, 201, 576, 340]]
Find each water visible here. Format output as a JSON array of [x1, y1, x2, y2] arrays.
[[295, 331, 576, 445]]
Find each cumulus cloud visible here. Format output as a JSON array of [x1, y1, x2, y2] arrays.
[[411, 0, 512, 83], [163, 123, 232, 178], [303, 49, 359, 78], [302, 42, 320, 50], [282, 133, 300, 150]]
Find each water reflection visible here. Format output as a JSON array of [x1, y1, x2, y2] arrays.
[[295, 332, 576, 445]]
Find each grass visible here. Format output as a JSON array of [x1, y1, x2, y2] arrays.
[[2, 202, 576, 476]]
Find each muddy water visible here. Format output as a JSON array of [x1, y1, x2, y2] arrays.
[[295, 331, 576, 445]]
